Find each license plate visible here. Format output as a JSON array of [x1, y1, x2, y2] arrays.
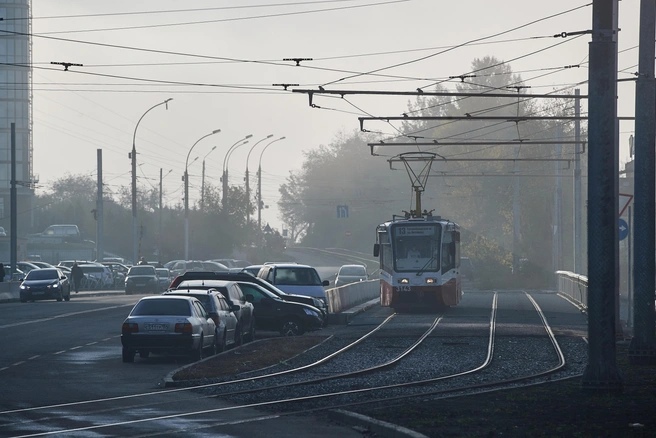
[[144, 323, 167, 331], [32, 291, 44, 295]]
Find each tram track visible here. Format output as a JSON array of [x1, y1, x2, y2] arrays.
[[1, 290, 581, 437]]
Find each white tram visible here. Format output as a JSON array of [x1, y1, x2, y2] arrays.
[[373, 212, 462, 310]]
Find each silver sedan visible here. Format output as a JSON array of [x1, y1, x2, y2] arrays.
[[121, 295, 217, 362]]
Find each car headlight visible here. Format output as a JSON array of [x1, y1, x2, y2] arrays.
[[303, 308, 319, 317], [20, 284, 27, 290]]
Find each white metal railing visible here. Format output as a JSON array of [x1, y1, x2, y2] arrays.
[[555, 270, 588, 309]]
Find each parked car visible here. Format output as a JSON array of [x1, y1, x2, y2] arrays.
[[256, 263, 330, 307], [79, 263, 113, 289], [19, 268, 71, 302], [237, 281, 323, 336], [168, 260, 224, 277], [120, 295, 217, 362], [28, 261, 56, 269], [175, 279, 256, 343], [16, 261, 41, 275], [241, 265, 263, 276], [124, 265, 159, 294], [335, 264, 369, 287], [212, 259, 252, 269], [163, 288, 240, 351], [169, 271, 328, 319], [155, 268, 174, 292], [102, 261, 130, 288]]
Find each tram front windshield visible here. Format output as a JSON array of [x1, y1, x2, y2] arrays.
[[391, 223, 441, 272]]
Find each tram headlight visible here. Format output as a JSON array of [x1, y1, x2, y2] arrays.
[[425, 278, 436, 284], [399, 278, 409, 284]]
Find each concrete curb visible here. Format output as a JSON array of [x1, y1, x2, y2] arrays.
[[327, 297, 380, 325], [328, 409, 429, 438]]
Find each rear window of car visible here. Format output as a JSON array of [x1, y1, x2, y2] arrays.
[[129, 266, 156, 276], [339, 266, 366, 276], [132, 298, 191, 316]]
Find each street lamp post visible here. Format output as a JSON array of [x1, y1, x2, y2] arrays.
[[131, 98, 172, 264], [184, 129, 221, 260], [245, 135, 273, 228], [222, 134, 253, 209], [200, 145, 218, 212], [257, 136, 286, 232]]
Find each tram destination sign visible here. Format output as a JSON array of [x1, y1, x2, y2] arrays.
[[395, 225, 435, 236]]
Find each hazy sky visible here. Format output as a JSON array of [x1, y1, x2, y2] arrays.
[[29, 1, 640, 229]]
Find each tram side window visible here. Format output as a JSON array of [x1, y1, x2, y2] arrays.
[[441, 232, 456, 272], [381, 243, 393, 273]]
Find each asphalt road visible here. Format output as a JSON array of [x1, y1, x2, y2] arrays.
[[0, 293, 370, 437]]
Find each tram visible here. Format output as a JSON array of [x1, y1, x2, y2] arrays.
[[373, 211, 462, 310]]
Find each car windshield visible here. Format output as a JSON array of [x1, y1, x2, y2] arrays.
[[156, 269, 169, 277], [129, 266, 155, 275], [26, 269, 58, 280], [340, 266, 366, 276], [167, 292, 211, 309], [132, 298, 191, 316]]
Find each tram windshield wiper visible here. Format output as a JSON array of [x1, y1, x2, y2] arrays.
[[416, 256, 436, 276]]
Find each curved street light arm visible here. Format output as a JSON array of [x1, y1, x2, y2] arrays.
[[186, 129, 221, 170], [246, 134, 274, 170], [223, 134, 253, 172], [258, 136, 286, 169], [132, 98, 173, 149]]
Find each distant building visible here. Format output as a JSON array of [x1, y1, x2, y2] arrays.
[[0, 0, 35, 232]]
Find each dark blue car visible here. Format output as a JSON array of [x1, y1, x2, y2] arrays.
[[19, 268, 71, 302]]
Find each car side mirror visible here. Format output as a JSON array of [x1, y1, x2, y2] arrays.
[[245, 294, 254, 303], [61, 276, 67, 280], [231, 304, 240, 312], [322, 280, 329, 287]]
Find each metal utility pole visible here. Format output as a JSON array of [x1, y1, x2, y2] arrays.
[[630, 0, 656, 363], [10, 123, 16, 277], [96, 150, 104, 261], [159, 168, 163, 260], [574, 89, 583, 274], [552, 125, 563, 273], [582, 0, 622, 390]]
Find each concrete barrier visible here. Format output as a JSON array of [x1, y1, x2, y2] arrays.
[[325, 279, 379, 314], [0, 281, 21, 302]]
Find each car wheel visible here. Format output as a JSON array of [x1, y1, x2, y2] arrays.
[[280, 318, 304, 336], [139, 350, 150, 359], [122, 348, 135, 363], [64, 292, 70, 302], [191, 335, 204, 361], [56, 292, 63, 302]]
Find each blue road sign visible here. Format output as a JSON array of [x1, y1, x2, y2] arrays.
[[618, 218, 629, 241]]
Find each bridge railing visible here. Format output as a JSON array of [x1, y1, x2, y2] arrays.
[[325, 280, 379, 313], [555, 270, 588, 309]]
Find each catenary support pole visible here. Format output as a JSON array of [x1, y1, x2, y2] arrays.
[[574, 90, 583, 274], [96, 149, 103, 261], [10, 123, 16, 278], [629, 0, 656, 363], [582, 0, 622, 390]]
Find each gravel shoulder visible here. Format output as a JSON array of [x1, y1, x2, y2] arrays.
[[172, 336, 655, 438]]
